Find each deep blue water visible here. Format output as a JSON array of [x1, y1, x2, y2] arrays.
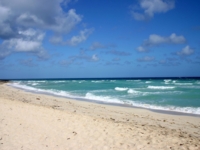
[[9, 78, 200, 114]]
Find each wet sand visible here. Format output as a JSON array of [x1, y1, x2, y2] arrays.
[[0, 83, 200, 150]]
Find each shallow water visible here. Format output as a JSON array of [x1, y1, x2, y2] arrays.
[[9, 78, 200, 114]]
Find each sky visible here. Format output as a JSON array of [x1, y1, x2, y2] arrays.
[[0, 0, 200, 79]]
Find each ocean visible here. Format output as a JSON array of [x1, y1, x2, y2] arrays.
[[8, 78, 200, 115]]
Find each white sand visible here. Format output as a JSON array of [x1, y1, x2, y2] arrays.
[[0, 83, 200, 150]]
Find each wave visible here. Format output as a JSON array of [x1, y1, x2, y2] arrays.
[[127, 89, 182, 96], [85, 93, 123, 104], [27, 80, 46, 83], [145, 81, 152, 84], [164, 79, 171, 82], [196, 81, 200, 84], [31, 83, 39, 86], [52, 81, 67, 83], [127, 89, 142, 95], [85, 92, 200, 115], [78, 80, 86, 83], [182, 86, 200, 89], [9, 82, 39, 91], [115, 87, 128, 91], [9, 82, 80, 99], [91, 80, 104, 83], [126, 80, 141, 82], [8, 81, 200, 115], [174, 83, 193, 86], [128, 101, 200, 115], [147, 86, 175, 90]]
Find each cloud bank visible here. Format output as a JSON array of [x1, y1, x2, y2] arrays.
[[0, 0, 90, 59]]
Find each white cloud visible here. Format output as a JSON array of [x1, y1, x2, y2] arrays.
[[0, 0, 89, 59], [131, 0, 175, 20], [169, 33, 186, 44], [91, 54, 99, 61], [137, 33, 186, 52], [136, 46, 148, 52], [177, 45, 194, 56], [8, 39, 41, 52], [146, 34, 166, 46], [67, 28, 94, 46], [0, 0, 83, 38], [1, 28, 48, 59], [49, 9, 82, 34], [137, 56, 155, 62], [144, 33, 186, 46], [16, 7, 82, 34]]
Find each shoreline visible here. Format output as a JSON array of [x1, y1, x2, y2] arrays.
[[0, 83, 200, 149], [7, 82, 200, 117]]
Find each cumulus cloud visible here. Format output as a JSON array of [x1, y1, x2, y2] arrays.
[[0, 0, 81, 36], [137, 33, 186, 52], [144, 33, 186, 46], [131, 0, 175, 21], [91, 54, 99, 61], [67, 28, 94, 46], [137, 56, 155, 62], [0, 0, 87, 59], [177, 45, 194, 56], [0, 28, 48, 59]]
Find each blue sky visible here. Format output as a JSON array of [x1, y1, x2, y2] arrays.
[[0, 0, 200, 79]]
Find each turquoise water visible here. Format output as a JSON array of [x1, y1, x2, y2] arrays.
[[9, 78, 200, 114]]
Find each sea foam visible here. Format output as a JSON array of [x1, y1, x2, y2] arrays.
[[148, 86, 175, 89], [115, 87, 128, 91]]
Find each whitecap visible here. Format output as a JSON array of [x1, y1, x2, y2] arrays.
[[32, 83, 39, 86], [164, 79, 171, 82], [115, 87, 128, 91], [52, 81, 66, 83], [127, 89, 140, 94], [91, 80, 104, 83], [85, 93, 123, 104], [174, 83, 193, 86], [145, 81, 152, 84], [147, 86, 175, 90], [127, 101, 200, 115]]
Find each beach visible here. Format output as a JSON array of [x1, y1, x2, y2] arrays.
[[0, 82, 200, 150]]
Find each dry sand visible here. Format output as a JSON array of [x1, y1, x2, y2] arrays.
[[0, 82, 200, 150]]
